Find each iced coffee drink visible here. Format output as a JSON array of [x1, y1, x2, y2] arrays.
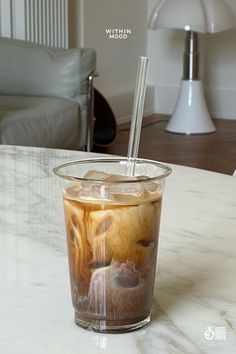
[[54, 158, 171, 332]]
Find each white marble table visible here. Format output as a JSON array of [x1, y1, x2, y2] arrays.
[[0, 145, 235, 354]]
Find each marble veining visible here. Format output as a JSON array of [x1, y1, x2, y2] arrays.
[[0, 145, 236, 354]]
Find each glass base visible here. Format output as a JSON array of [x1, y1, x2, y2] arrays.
[[74, 312, 150, 333]]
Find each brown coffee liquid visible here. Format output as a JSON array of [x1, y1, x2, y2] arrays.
[[63, 184, 162, 327]]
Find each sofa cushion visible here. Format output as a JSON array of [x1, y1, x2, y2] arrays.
[[0, 95, 80, 149], [0, 38, 96, 102]]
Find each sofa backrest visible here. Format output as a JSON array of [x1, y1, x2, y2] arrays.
[[0, 38, 96, 101]]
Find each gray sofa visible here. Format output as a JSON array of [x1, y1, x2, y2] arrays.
[[0, 38, 96, 150]]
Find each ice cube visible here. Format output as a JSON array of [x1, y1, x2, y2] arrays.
[[65, 183, 82, 199], [75, 170, 112, 201], [105, 174, 137, 182], [77, 182, 111, 201], [111, 182, 144, 200], [143, 182, 162, 198], [113, 262, 139, 288], [88, 261, 154, 319], [83, 170, 108, 181], [100, 173, 147, 202]]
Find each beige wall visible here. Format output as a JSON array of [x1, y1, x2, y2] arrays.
[[69, 0, 151, 122], [68, 0, 77, 48], [68, 0, 83, 48], [83, 0, 148, 97]]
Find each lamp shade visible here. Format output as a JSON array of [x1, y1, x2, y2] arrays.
[[148, 0, 236, 33]]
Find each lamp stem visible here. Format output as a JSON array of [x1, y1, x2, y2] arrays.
[[183, 31, 199, 80]]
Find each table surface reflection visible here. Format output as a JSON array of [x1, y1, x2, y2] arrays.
[[0, 145, 236, 354]]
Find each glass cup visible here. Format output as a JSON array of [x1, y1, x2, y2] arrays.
[[54, 157, 171, 333]]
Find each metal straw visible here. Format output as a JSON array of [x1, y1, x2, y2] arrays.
[[127, 56, 149, 176]]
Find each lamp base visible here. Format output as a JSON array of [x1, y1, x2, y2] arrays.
[[165, 80, 216, 134]]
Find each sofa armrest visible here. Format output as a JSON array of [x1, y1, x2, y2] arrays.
[[0, 38, 96, 101]]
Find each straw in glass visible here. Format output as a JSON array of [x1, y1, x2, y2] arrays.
[[127, 56, 149, 176]]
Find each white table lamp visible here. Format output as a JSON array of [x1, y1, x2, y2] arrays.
[[148, 0, 236, 134]]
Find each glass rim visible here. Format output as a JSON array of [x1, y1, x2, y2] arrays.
[[53, 157, 172, 183]]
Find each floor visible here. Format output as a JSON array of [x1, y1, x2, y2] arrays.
[[94, 115, 236, 176]]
